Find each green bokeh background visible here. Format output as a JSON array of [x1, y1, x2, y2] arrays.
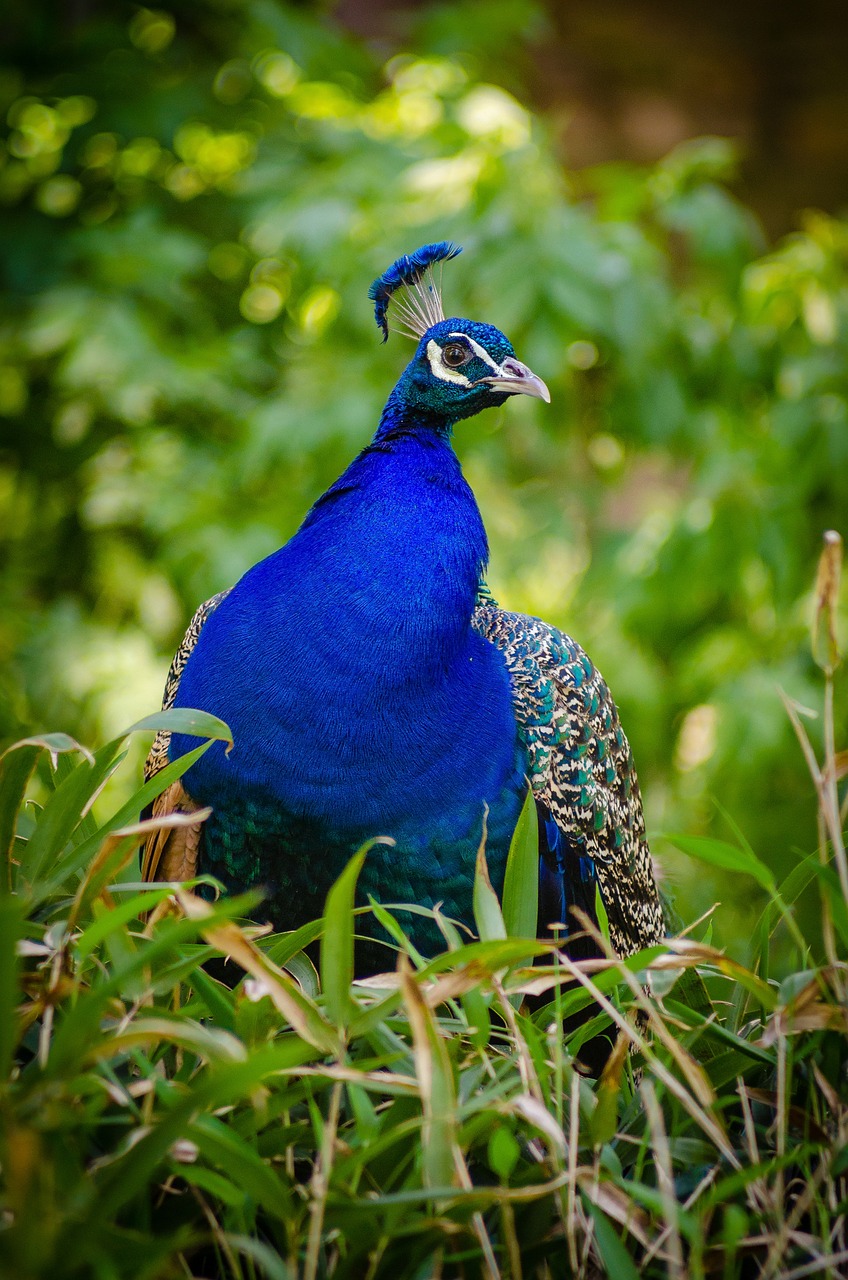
[[2, 0, 846, 966]]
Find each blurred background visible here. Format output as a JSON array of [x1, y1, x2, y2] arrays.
[[1, 0, 846, 966]]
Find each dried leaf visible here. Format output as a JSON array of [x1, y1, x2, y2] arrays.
[[510, 1094, 567, 1156], [575, 1173, 651, 1248]]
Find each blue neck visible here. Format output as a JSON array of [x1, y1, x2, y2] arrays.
[[372, 388, 456, 443], [297, 398, 485, 680]]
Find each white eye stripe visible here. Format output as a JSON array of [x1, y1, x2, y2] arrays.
[[447, 332, 501, 373], [426, 338, 471, 386]]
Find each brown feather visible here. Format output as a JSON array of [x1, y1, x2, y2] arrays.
[[141, 781, 205, 884]]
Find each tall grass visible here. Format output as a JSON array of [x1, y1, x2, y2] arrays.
[[1, 536, 846, 1280]]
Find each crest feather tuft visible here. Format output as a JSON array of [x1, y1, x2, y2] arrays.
[[368, 241, 462, 342]]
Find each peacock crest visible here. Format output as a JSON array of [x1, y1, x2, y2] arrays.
[[368, 241, 462, 342]]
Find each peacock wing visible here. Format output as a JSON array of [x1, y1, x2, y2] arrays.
[[472, 596, 665, 959], [141, 588, 230, 882]]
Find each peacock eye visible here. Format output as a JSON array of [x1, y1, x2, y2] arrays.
[[442, 342, 471, 368]]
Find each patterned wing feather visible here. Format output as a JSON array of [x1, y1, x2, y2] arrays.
[[141, 589, 230, 881], [473, 598, 665, 958], [144, 589, 231, 783]]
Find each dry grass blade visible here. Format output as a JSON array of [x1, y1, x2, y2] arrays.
[[572, 910, 720, 1112], [575, 1173, 653, 1250], [760, 972, 848, 1045], [780, 1251, 848, 1280], [557, 949, 741, 1168]]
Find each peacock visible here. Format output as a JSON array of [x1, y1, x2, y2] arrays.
[[142, 242, 665, 978]]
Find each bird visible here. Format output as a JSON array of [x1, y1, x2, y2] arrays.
[[142, 242, 665, 978]]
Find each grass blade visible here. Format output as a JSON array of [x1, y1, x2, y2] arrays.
[[321, 842, 372, 1029], [399, 955, 458, 1193], [502, 786, 538, 941]]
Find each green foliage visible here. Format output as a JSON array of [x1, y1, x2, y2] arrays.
[[1, 542, 847, 1278]]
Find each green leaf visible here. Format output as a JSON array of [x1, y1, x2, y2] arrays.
[[488, 1125, 520, 1181], [346, 1080, 380, 1141], [583, 1199, 641, 1280], [0, 745, 40, 895], [47, 897, 260, 1073], [225, 1236, 295, 1280], [321, 842, 371, 1028], [189, 1114, 294, 1222], [806, 861, 848, 948], [473, 833, 507, 943], [177, 1165, 247, 1208], [662, 998, 773, 1066], [280, 948, 320, 998], [502, 786, 538, 941], [189, 967, 235, 1029], [90, 1016, 247, 1066], [461, 984, 491, 1052], [19, 739, 126, 888], [366, 897, 428, 969], [663, 832, 776, 892], [75, 887, 180, 959], [263, 919, 325, 968], [123, 707, 233, 744], [25, 712, 230, 904], [34, 740, 213, 903], [80, 1040, 316, 1242], [400, 958, 458, 1194]]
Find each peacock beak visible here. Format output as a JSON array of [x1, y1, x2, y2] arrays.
[[476, 357, 551, 403]]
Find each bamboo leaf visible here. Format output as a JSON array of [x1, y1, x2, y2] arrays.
[[75, 887, 178, 958], [37, 740, 215, 901], [86, 1016, 247, 1066], [83, 1040, 317, 1238], [0, 738, 86, 893], [190, 1114, 294, 1222], [20, 739, 126, 888], [175, 890, 340, 1054]]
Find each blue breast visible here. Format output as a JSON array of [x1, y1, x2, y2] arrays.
[[170, 422, 527, 957]]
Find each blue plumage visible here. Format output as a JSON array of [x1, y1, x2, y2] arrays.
[[144, 243, 663, 977]]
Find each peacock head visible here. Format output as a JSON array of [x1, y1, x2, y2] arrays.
[[369, 243, 550, 424]]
